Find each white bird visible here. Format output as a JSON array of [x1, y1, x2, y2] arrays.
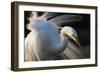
[[24, 12, 83, 61]]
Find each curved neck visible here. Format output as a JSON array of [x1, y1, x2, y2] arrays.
[[59, 33, 68, 51], [52, 32, 68, 55]]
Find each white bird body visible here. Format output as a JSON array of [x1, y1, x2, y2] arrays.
[[24, 12, 83, 61]]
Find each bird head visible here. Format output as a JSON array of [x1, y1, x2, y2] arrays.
[[61, 26, 81, 47]]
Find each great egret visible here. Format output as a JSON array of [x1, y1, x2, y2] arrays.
[[24, 12, 83, 61]]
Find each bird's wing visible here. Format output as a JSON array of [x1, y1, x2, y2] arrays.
[[49, 15, 82, 24], [42, 12, 58, 19], [49, 15, 82, 30], [60, 39, 83, 59]]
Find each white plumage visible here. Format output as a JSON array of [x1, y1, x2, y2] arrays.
[[24, 12, 83, 61]]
